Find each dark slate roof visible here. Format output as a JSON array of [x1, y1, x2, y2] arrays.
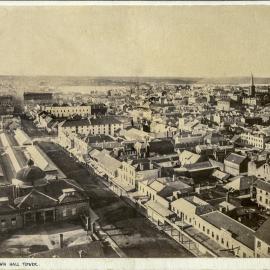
[[81, 134, 114, 144], [184, 161, 214, 172], [225, 153, 247, 165], [90, 117, 121, 125], [61, 119, 90, 127], [0, 178, 87, 210], [201, 211, 255, 249], [14, 189, 58, 209], [149, 140, 175, 155], [255, 218, 270, 244], [16, 165, 46, 183], [158, 181, 192, 198]]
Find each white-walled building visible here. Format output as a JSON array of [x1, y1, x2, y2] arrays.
[[240, 132, 267, 149], [255, 218, 270, 257], [43, 104, 91, 117], [58, 117, 123, 136]]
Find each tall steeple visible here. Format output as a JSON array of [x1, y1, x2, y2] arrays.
[[250, 73, 255, 97]]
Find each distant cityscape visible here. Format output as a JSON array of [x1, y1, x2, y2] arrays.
[[0, 74, 269, 258]]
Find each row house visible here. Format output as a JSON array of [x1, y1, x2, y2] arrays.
[[138, 177, 193, 208], [194, 211, 255, 258], [216, 100, 231, 112], [171, 197, 256, 257], [213, 113, 242, 126], [74, 134, 121, 156], [240, 132, 269, 149], [117, 159, 161, 190], [58, 117, 123, 137], [174, 133, 205, 151], [252, 179, 270, 210], [42, 104, 91, 118], [89, 149, 122, 180], [248, 158, 270, 181], [138, 177, 192, 224], [171, 196, 214, 226]]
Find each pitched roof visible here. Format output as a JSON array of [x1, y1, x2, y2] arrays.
[[255, 218, 270, 244], [225, 176, 253, 191], [225, 153, 247, 165], [201, 211, 255, 249], [90, 117, 121, 125], [179, 150, 201, 164], [184, 161, 214, 172], [14, 189, 58, 209], [149, 140, 175, 155], [212, 169, 230, 180], [256, 179, 270, 193], [92, 149, 122, 172], [171, 196, 214, 216], [61, 119, 90, 128]]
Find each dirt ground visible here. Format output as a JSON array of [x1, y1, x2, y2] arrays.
[[0, 221, 91, 257]]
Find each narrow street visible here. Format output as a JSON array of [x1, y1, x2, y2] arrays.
[[38, 141, 193, 258]]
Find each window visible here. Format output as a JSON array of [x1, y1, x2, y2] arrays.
[[266, 199, 268, 204], [243, 252, 246, 258], [257, 241, 261, 248], [216, 235, 219, 241], [212, 232, 214, 238], [259, 196, 262, 202], [11, 218, 16, 226], [72, 208, 76, 215], [268, 247, 270, 254], [257, 254, 260, 258], [63, 209, 67, 217], [203, 226, 205, 232], [221, 238, 224, 244], [207, 229, 210, 235]]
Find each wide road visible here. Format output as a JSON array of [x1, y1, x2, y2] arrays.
[[38, 141, 193, 258]]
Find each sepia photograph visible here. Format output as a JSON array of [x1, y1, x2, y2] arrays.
[[0, 1, 269, 269]]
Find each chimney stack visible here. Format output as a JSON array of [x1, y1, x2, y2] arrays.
[[226, 191, 230, 203], [59, 233, 64, 249]]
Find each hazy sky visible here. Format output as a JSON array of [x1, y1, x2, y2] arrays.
[[0, 5, 270, 77]]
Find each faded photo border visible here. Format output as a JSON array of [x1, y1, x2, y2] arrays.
[[0, 1, 270, 270]]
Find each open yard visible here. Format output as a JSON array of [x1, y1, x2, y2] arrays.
[[0, 221, 92, 257]]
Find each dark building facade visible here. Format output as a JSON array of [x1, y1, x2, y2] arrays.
[[24, 92, 53, 104]]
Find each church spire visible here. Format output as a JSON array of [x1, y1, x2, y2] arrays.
[[250, 72, 255, 97], [251, 73, 254, 87]]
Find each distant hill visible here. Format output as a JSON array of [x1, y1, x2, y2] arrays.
[[197, 77, 270, 85], [0, 75, 270, 88]]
